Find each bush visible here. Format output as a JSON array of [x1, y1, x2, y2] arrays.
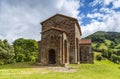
[[108, 50, 113, 58], [102, 49, 108, 58], [96, 54, 103, 61], [116, 50, 120, 56], [0, 61, 4, 65], [111, 54, 120, 64], [0, 39, 15, 65], [16, 54, 25, 62], [13, 38, 38, 62]]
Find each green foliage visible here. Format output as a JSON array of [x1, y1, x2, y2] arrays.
[[16, 54, 25, 62], [86, 31, 120, 47], [0, 39, 15, 65], [108, 50, 113, 58], [101, 49, 108, 58], [96, 54, 103, 61], [116, 50, 120, 56], [13, 38, 38, 62], [85, 31, 120, 63], [111, 54, 120, 64]]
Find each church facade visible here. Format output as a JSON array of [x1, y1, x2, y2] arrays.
[[38, 14, 93, 65]]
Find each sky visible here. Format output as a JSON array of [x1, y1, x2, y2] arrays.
[[0, 0, 120, 43]]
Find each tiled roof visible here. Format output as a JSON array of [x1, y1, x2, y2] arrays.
[[79, 39, 92, 45]]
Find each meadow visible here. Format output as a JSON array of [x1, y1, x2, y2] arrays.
[[0, 59, 120, 79]]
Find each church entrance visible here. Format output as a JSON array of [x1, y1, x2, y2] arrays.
[[49, 49, 56, 64]]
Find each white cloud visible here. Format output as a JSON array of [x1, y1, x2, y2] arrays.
[[89, 0, 103, 7], [0, 0, 80, 43], [81, 11, 120, 37], [90, 0, 120, 9], [112, 0, 120, 9], [104, 0, 113, 5], [87, 13, 104, 20], [82, 0, 120, 37], [100, 7, 115, 14]]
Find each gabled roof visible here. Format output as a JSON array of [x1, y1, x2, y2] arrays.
[[41, 13, 77, 24], [40, 13, 82, 36], [41, 27, 67, 34], [79, 39, 92, 45]]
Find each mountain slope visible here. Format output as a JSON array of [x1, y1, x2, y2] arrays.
[[85, 31, 120, 43], [84, 31, 120, 51]]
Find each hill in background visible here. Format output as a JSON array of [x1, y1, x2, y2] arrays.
[[84, 31, 120, 63], [85, 31, 120, 52]]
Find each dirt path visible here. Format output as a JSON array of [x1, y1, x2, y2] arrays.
[[33, 65, 77, 73]]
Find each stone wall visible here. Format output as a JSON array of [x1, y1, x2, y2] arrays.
[[39, 28, 69, 65], [41, 15, 80, 64], [79, 44, 93, 63]]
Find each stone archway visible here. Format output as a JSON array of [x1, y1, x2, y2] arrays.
[[49, 49, 56, 64]]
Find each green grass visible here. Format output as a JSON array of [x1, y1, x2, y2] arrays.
[[0, 60, 120, 79]]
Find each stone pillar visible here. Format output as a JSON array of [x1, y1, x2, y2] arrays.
[[59, 34, 62, 64], [77, 42, 80, 64], [62, 34, 64, 64], [67, 42, 70, 64]]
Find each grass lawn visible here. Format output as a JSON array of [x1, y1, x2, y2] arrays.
[[0, 60, 120, 79]]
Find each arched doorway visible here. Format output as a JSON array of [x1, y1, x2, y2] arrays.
[[49, 49, 56, 64]]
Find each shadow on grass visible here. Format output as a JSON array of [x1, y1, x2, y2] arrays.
[[0, 62, 64, 69]]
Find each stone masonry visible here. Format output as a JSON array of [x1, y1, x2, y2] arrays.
[[38, 14, 93, 65]]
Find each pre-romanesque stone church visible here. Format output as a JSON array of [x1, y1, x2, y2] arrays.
[[38, 14, 93, 65]]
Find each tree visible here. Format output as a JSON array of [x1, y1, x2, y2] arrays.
[[116, 50, 120, 56], [101, 49, 108, 58], [111, 54, 120, 64], [96, 54, 103, 61], [0, 39, 15, 65], [108, 49, 113, 58], [13, 38, 38, 62]]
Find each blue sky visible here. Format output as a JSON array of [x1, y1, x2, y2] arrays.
[[0, 0, 120, 43]]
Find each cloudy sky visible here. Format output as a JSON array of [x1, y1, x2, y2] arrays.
[[0, 0, 120, 43]]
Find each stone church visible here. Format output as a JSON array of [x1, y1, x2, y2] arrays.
[[38, 14, 93, 65]]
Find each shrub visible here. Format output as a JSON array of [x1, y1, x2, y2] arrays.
[[13, 38, 38, 62], [96, 54, 103, 61], [102, 49, 108, 58], [16, 54, 25, 62], [0, 39, 15, 65], [0, 61, 4, 65], [111, 54, 120, 64], [116, 50, 120, 56]]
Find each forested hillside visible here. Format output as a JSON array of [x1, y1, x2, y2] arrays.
[[85, 31, 120, 63]]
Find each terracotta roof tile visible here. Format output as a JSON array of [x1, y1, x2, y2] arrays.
[[79, 39, 92, 45]]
